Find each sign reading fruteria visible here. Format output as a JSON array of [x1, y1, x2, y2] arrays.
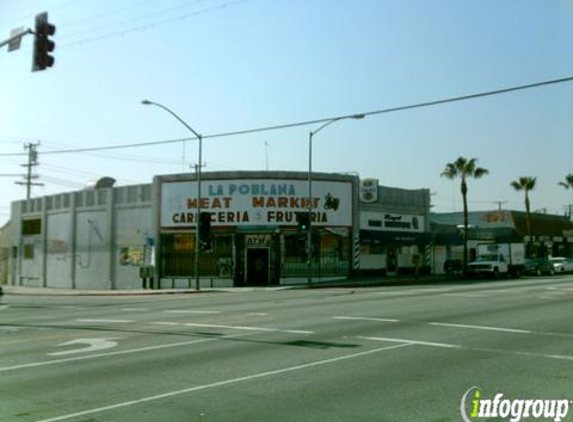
[[160, 179, 352, 228]]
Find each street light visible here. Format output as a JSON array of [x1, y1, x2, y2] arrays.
[[141, 99, 203, 290], [307, 114, 365, 286]]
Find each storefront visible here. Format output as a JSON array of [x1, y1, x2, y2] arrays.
[[356, 182, 433, 275], [9, 171, 438, 290], [154, 171, 358, 286]]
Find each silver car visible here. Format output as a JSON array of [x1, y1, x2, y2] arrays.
[[549, 257, 573, 274]]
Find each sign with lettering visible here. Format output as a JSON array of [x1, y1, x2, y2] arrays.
[[160, 179, 352, 228], [360, 211, 425, 233]]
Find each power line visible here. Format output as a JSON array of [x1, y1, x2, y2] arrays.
[[59, 0, 249, 48], [58, 0, 212, 41], [0, 75, 572, 158]]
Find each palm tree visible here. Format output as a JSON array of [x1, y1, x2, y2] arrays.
[[441, 157, 489, 275], [559, 173, 573, 218], [558, 173, 573, 190], [510, 176, 536, 256]]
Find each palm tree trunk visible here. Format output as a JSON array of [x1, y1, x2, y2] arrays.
[[461, 178, 469, 276], [525, 192, 532, 257]]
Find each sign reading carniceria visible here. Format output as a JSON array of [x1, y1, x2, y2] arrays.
[[160, 179, 352, 228]]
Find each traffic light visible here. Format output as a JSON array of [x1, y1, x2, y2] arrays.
[[297, 212, 311, 232], [198, 211, 211, 250], [32, 12, 56, 72]]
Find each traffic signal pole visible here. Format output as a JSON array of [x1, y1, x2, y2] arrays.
[[0, 28, 32, 50]]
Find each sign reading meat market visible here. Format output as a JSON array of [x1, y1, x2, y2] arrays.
[[160, 179, 353, 228]]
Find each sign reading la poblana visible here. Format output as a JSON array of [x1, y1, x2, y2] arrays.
[[160, 179, 352, 228]]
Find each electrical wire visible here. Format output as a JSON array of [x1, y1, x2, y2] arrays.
[[0, 76, 571, 158]]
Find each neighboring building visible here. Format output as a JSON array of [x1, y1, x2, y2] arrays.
[[431, 210, 573, 273], [9, 171, 432, 289], [0, 220, 11, 284], [357, 180, 432, 275]]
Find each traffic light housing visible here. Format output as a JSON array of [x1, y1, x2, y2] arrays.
[[32, 12, 56, 72], [297, 212, 311, 232], [198, 212, 211, 250]]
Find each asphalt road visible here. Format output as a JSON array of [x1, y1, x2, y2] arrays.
[[2, 276, 573, 422]]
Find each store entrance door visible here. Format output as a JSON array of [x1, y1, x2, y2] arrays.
[[246, 248, 270, 286], [387, 245, 398, 275]]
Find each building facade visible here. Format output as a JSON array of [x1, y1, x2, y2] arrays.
[[9, 171, 432, 289]]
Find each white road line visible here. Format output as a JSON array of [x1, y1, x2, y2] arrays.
[[334, 316, 530, 334], [33, 343, 411, 422], [428, 322, 531, 334], [442, 293, 487, 298], [120, 308, 149, 312], [164, 310, 222, 314], [359, 336, 573, 362], [151, 322, 181, 326], [0, 304, 9, 310], [184, 322, 313, 334], [333, 316, 400, 323], [248, 312, 268, 316], [359, 336, 460, 349], [0, 332, 251, 373], [76, 319, 134, 324]]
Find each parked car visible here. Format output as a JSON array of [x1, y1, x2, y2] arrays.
[[549, 257, 573, 274], [524, 258, 555, 276], [443, 259, 462, 275]]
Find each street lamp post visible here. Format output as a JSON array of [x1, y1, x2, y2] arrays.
[[141, 100, 203, 290], [307, 114, 365, 286]]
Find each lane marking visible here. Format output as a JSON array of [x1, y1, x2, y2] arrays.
[[334, 316, 531, 334], [152, 322, 181, 326], [442, 293, 487, 298], [49, 338, 120, 356], [248, 312, 268, 316], [0, 305, 9, 310], [358, 336, 459, 349], [333, 316, 400, 323], [164, 310, 222, 314], [120, 308, 149, 312], [76, 319, 134, 324], [33, 343, 411, 422], [360, 336, 573, 362], [184, 322, 313, 334], [0, 332, 252, 373], [428, 322, 531, 334]]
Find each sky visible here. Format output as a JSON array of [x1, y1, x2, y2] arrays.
[[1, 0, 572, 226]]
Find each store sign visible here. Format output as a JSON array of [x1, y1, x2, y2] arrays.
[[161, 179, 352, 228], [360, 211, 424, 233], [360, 178, 378, 203]]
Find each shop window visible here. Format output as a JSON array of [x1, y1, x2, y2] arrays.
[[22, 218, 42, 236], [284, 234, 306, 263]]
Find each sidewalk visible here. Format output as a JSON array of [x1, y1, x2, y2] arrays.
[[0, 275, 460, 296]]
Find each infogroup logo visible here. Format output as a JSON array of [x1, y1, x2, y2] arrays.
[[460, 387, 571, 422]]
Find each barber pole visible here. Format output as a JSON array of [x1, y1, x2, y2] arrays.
[[353, 235, 361, 270]]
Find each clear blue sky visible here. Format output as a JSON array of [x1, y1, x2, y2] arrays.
[[1, 0, 572, 226]]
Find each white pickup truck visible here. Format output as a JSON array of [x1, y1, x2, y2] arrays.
[[467, 243, 525, 278]]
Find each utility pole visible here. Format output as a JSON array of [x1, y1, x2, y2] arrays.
[[15, 142, 43, 199], [565, 204, 573, 219], [492, 200, 508, 213]]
